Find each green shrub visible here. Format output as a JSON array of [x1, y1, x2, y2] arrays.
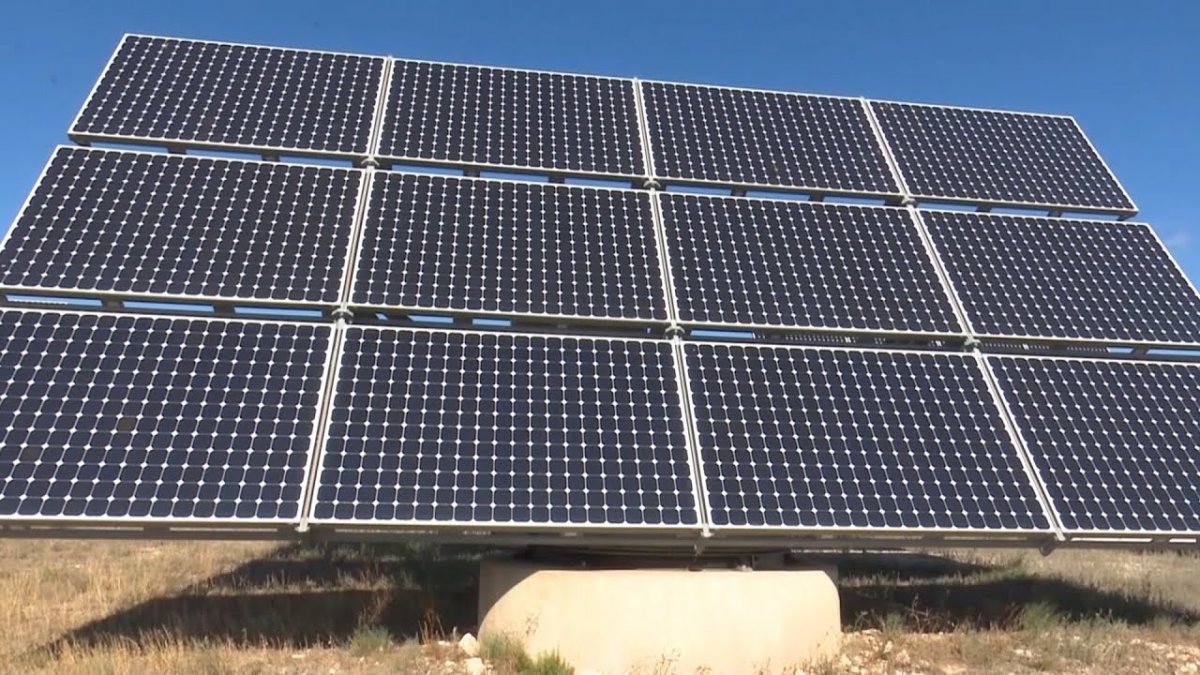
[[348, 624, 392, 654]]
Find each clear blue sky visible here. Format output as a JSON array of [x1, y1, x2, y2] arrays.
[[2, 0, 1198, 280]]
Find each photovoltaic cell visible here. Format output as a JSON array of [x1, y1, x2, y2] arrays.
[[641, 82, 898, 195], [989, 356, 1200, 535], [312, 328, 697, 527], [872, 101, 1135, 213], [352, 173, 667, 322], [0, 310, 331, 521], [685, 343, 1050, 531], [378, 60, 645, 177], [0, 147, 358, 305], [662, 194, 961, 334], [923, 211, 1200, 345], [71, 35, 383, 155]]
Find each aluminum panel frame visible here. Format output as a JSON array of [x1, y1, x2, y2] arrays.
[[984, 352, 1200, 540], [870, 98, 1139, 218], [0, 145, 363, 311], [682, 339, 1058, 536], [0, 307, 335, 529], [638, 78, 906, 203], [346, 169, 669, 326], [917, 207, 1200, 351], [307, 324, 705, 530], [68, 34, 387, 164], [657, 192, 970, 341]]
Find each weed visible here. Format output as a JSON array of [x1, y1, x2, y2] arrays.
[[418, 605, 447, 644], [480, 631, 533, 674], [878, 611, 907, 644], [1016, 601, 1062, 632], [524, 650, 574, 675], [347, 624, 392, 655]]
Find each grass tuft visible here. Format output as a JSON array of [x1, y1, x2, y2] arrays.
[[878, 611, 906, 643], [1016, 600, 1063, 632], [347, 624, 392, 655], [524, 650, 574, 675], [479, 632, 575, 675], [481, 631, 533, 674]]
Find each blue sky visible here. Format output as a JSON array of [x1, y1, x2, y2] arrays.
[[1, 0, 1198, 280]]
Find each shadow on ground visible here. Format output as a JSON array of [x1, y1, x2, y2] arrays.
[[44, 543, 484, 653], [826, 551, 1200, 632], [39, 545, 1199, 654]]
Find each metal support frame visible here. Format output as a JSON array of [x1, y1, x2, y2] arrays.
[[3, 520, 1193, 551], [363, 57, 394, 166], [972, 352, 1067, 544], [296, 319, 348, 533], [637, 131, 713, 543], [907, 207, 975, 337], [860, 97, 914, 206], [629, 78, 661, 189]]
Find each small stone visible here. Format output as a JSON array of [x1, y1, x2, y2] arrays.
[[459, 633, 480, 657], [1014, 648, 1032, 658], [465, 657, 486, 675], [291, 653, 305, 660], [882, 640, 894, 656]]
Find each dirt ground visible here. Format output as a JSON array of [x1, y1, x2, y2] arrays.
[[0, 539, 1197, 674]]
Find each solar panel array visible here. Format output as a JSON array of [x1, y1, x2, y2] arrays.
[[313, 328, 697, 526], [379, 61, 645, 178], [989, 356, 1200, 535], [661, 195, 961, 335], [871, 101, 1136, 214], [3, 34, 1197, 547], [642, 83, 898, 196], [71, 35, 384, 157], [686, 343, 1050, 531], [0, 147, 359, 305], [352, 173, 667, 322], [923, 211, 1200, 346], [0, 310, 330, 521]]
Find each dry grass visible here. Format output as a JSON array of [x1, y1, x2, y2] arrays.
[[833, 548, 1200, 674], [0, 539, 1197, 674]]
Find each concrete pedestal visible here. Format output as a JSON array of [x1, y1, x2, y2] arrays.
[[477, 557, 840, 674]]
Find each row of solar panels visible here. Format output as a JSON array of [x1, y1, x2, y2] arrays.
[[2, 308, 1196, 540], [3, 147, 1196, 348], [68, 35, 1136, 216]]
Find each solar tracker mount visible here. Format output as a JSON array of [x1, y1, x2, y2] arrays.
[[1, 34, 1198, 552]]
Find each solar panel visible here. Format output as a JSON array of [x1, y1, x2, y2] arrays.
[[351, 173, 667, 323], [661, 194, 962, 335], [377, 60, 645, 178], [311, 328, 698, 527], [70, 35, 384, 157], [923, 211, 1200, 345], [641, 82, 899, 196], [685, 342, 1051, 531], [871, 101, 1136, 214], [0, 147, 359, 306], [0, 310, 331, 521], [988, 355, 1200, 535]]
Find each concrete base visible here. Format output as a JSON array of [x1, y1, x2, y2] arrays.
[[478, 557, 840, 674]]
